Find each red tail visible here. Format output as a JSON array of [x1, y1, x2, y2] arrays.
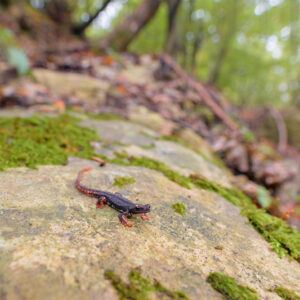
[[80, 167, 92, 173], [75, 168, 93, 193]]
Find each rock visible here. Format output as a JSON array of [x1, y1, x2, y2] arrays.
[[33, 69, 109, 106], [175, 127, 216, 161], [81, 119, 231, 187], [129, 106, 176, 135], [0, 112, 300, 299]]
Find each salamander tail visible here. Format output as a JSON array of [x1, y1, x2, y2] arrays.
[[80, 167, 92, 173], [76, 168, 93, 194]]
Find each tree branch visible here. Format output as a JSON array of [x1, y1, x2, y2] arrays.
[[72, 0, 113, 36], [161, 54, 239, 133]]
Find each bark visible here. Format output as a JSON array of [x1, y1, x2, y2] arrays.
[[72, 0, 113, 36], [190, 22, 204, 74], [0, 0, 11, 7], [100, 0, 162, 51], [164, 0, 181, 57], [181, 0, 195, 69]]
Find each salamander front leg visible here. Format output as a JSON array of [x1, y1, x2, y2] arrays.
[[96, 196, 107, 209], [118, 211, 133, 227], [141, 214, 150, 221]]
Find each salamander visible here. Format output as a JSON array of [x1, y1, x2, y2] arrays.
[[75, 168, 151, 227]]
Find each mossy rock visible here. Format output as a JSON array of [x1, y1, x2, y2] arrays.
[[0, 111, 300, 299]]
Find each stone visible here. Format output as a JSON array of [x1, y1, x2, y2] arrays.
[[33, 69, 109, 105], [0, 113, 300, 299]]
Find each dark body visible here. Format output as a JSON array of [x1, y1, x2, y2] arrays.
[[75, 168, 150, 226]]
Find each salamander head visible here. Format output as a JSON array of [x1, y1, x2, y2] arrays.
[[129, 204, 151, 214]]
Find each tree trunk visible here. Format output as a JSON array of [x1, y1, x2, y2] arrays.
[[208, 0, 238, 85], [100, 0, 162, 51], [180, 0, 195, 69], [44, 0, 72, 27], [0, 0, 11, 7], [190, 22, 204, 74], [72, 0, 113, 36], [164, 0, 181, 57]]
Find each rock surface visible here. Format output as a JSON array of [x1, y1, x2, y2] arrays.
[[0, 114, 300, 300]]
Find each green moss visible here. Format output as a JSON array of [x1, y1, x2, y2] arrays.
[[172, 202, 186, 216], [112, 152, 191, 189], [140, 143, 155, 149], [105, 268, 189, 300], [207, 272, 259, 300], [189, 174, 300, 261], [161, 135, 191, 148], [113, 176, 136, 188], [86, 112, 125, 121], [0, 114, 98, 169], [272, 286, 300, 300]]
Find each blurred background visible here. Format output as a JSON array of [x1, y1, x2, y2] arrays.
[[2, 0, 299, 106]]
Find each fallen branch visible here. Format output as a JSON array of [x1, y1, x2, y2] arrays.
[[269, 108, 287, 153], [161, 54, 239, 134]]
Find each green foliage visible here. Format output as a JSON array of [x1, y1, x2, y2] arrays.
[[207, 272, 259, 300], [241, 127, 255, 143], [272, 286, 300, 300], [172, 202, 186, 216], [0, 114, 97, 169], [0, 26, 29, 75], [113, 176, 136, 188], [104, 268, 189, 300], [95, 0, 299, 107], [256, 186, 272, 208], [129, 2, 167, 53]]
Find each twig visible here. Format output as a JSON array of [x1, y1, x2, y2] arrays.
[[91, 156, 107, 167], [269, 108, 287, 153], [161, 54, 239, 134]]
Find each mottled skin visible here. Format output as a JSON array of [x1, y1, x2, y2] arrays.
[[76, 168, 151, 227]]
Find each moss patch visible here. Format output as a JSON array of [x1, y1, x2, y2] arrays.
[[189, 174, 300, 261], [160, 135, 225, 169], [86, 112, 125, 121], [105, 268, 189, 300], [272, 286, 300, 300], [109, 152, 191, 189], [0, 114, 98, 169], [207, 272, 259, 300], [172, 202, 186, 216], [113, 176, 136, 188], [140, 143, 155, 149]]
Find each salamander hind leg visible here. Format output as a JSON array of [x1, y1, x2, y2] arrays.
[[96, 197, 107, 209], [118, 211, 133, 227]]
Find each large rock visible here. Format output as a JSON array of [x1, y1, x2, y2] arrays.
[[0, 115, 300, 300], [33, 69, 109, 106]]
